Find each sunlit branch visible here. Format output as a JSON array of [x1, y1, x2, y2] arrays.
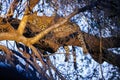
[[0, 32, 29, 46], [0, 32, 47, 68], [17, 10, 29, 35], [28, 0, 100, 45], [17, 0, 39, 35], [29, 18, 68, 44], [28, 8, 79, 44]]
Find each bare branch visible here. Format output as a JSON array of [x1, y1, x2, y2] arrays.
[[17, 1, 29, 35], [0, 47, 50, 79], [6, 0, 19, 17], [46, 57, 66, 80], [29, 45, 47, 68], [28, 0, 100, 44], [28, 0, 39, 10], [16, 0, 39, 35], [0, 32, 28, 45], [0, 45, 12, 57], [29, 18, 68, 44], [17, 14, 28, 35]]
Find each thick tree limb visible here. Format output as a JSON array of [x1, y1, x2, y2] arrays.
[[83, 32, 120, 50], [17, 0, 39, 35], [0, 32, 28, 45], [34, 31, 120, 68], [17, 14, 28, 35], [29, 18, 68, 44], [83, 32, 120, 68], [103, 50, 120, 68], [27, 0, 102, 44], [103, 36, 120, 48]]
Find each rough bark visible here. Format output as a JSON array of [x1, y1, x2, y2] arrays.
[[83, 32, 120, 67]]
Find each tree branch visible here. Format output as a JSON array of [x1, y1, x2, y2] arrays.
[[28, 0, 100, 44], [17, 14, 28, 35], [83, 32, 120, 68], [0, 46, 50, 79], [17, 0, 39, 35], [6, 0, 19, 17], [46, 57, 66, 80], [103, 49, 120, 68], [0, 32, 28, 45]]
